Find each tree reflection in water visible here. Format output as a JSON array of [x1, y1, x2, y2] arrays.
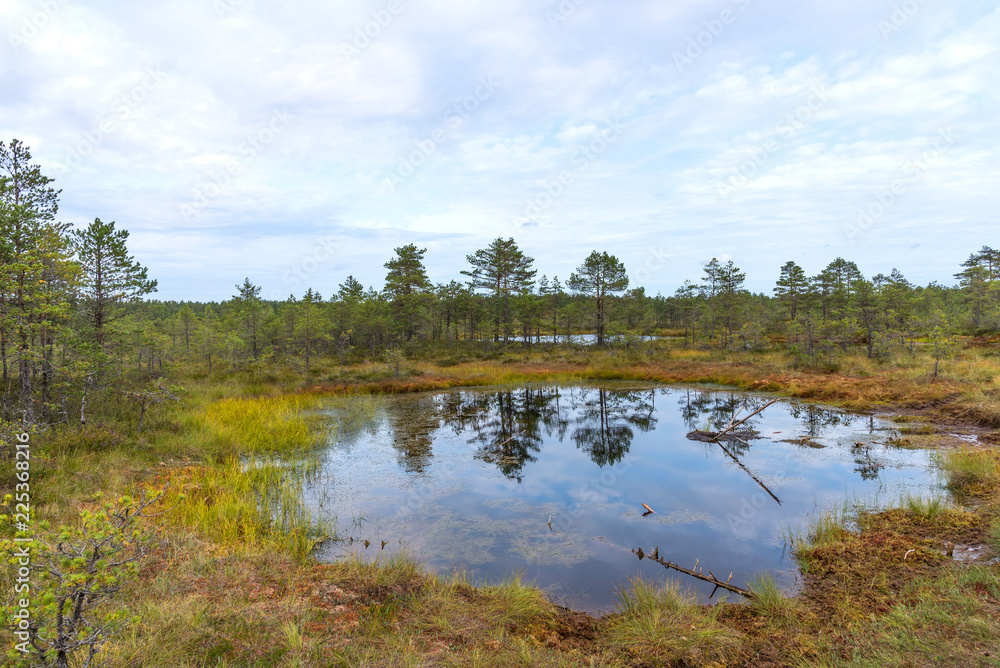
[[383, 385, 886, 483], [448, 388, 555, 482], [569, 388, 657, 467], [384, 395, 442, 474]]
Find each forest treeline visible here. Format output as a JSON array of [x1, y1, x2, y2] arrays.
[[2, 137, 998, 428]]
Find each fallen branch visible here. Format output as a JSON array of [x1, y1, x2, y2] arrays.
[[632, 547, 756, 599], [715, 399, 778, 440]]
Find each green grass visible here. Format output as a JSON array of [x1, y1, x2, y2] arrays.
[[899, 494, 949, 520], [155, 456, 328, 562], [748, 573, 797, 621], [197, 394, 326, 456], [940, 448, 1000, 496], [602, 577, 735, 666]]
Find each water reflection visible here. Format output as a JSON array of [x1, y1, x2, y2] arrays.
[[382, 387, 662, 479], [570, 388, 657, 467], [313, 383, 941, 612], [787, 403, 858, 436], [381, 386, 902, 481]]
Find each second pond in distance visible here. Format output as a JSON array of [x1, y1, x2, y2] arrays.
[[307, 382, 942, 614]]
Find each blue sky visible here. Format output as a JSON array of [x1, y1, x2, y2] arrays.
[[2, 0, 997, 301]]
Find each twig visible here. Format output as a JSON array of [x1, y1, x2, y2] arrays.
[[714, 399, 778, 440], [632, 547, 755, 599], [953, 402, 983, 419]]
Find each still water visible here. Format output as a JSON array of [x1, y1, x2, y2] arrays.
[[308, 383, 941, 613]]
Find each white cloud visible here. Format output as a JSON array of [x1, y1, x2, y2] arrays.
[[0, 0, 997, 299]]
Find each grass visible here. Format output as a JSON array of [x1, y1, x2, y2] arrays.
[[603, 577, 735, 666], [196, 394, 326, 456], [7, 341, 1000, 666], [941, 448, 1000, 497], [747, 573, 797, 622], [153, 457, 328, 562], [900, 494, 948, 520]]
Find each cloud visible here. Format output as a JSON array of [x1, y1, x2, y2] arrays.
[[0, 1, 997, 299]]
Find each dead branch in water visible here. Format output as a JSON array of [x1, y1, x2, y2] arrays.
[[632, 547, 756, 600], [715, 399, 779, 440], [495, 430, 525, 448]]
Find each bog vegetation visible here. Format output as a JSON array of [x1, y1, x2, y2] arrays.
[[3, 137, 1000, 666]]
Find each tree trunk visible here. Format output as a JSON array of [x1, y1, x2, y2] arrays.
[[19, 335, 33, 426], [596, 294, 604, 346], [1, 327, 7, 383]]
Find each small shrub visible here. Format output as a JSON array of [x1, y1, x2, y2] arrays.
[[1, 490, 164, 667]]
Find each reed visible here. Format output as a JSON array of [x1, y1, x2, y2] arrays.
[[156, 457, 328, 562], [196, 394, 325, 456]]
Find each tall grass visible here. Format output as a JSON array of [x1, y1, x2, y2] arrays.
[[748, 573, 796, 620], [150, 394, 335, 561], [899, 494, 948, 519], [939, 448, 1000, 496], [156, 457, 328, 561], [196, 395, 325, 456], [802, 503, 853, 550], [603, 577, 733, 664]]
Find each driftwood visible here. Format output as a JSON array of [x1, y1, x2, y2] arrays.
[[686, 429, 757, 442], [688, 399, 779, 442], [632, 547, 755, 599], [716, 399, 778, 438]]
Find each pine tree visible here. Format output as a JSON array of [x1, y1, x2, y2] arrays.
[[233, 278, 264, 360], [72, 218, 158, 347], [701, 258, 722, 340], [1, 139, 69, 425], [463, 238, 536, 342], [383, 244, 431, 341], [296, 288, 323, 371], [774, 260, 808, 322], [567, 251, 629, 346]]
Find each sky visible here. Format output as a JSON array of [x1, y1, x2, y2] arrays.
[[1, 0, 998, 302]]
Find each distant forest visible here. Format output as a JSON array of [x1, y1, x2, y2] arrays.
[[2, 137, 997, 427]]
